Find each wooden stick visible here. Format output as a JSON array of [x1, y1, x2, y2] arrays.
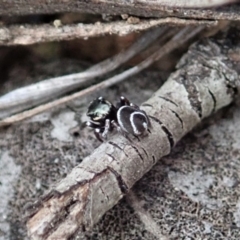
[[0, 18, 215, 46]]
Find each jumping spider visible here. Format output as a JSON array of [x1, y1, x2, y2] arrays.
[[86, 96, 151, 142]]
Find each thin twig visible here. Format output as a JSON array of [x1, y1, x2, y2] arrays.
[[0, 18, 216, 46], [0, 27, 168, 118], [0, 26, 204, 127]]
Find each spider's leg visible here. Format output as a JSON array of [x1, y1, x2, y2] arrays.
[[86, 121, 105, 142], [111, 120, 122, 133], [130, 103, 140, 109], [120, 96, 140, 110], [94, 128, 104, 142], [119, 96, 130, 106], [102, 119, 111, 139], [86, 121, 101, 129]]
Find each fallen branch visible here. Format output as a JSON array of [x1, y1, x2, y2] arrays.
[[0, 26, 203, 126], [1, 0, 240, 20], [0, 18, 216, 46], [0, 26, 169, 118], [26, 28, 240, 239]]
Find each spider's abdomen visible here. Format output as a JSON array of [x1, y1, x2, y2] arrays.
[[117, 106, 150, 136]]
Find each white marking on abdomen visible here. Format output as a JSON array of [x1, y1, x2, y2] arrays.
[[130, 112, 147, 135]]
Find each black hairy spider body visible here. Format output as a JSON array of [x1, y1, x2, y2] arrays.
[[86, 96, 151, 142]]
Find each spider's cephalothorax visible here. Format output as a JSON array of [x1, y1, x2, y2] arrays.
[[86, 96, 151, 142]]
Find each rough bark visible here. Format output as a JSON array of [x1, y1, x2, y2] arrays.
[[26, 28, 240, 239], [1, 0, 240, 20]]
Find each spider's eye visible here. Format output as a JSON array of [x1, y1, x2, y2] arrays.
[[87, 97, 112, 121]]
